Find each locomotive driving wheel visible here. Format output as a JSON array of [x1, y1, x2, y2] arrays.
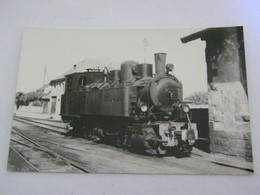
[[124, 133, 145, 153]]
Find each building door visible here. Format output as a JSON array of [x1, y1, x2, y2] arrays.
[[51, 96, 57, 114], [42, 100, 49, 114]]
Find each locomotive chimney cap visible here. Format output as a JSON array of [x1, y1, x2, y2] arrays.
[[154, 52, 167, 55]]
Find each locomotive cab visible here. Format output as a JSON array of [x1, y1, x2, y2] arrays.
[[64, 69, 105, 93], [61, 69, 105, 119]]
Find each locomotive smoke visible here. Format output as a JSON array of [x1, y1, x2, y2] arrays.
[[154, 53, 166, 75]]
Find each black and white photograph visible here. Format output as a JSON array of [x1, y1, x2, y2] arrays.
[[7, 27, 253, 174], [1, 1, 260, 195]]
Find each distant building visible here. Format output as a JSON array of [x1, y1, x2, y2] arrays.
[[41, 85, 52, 114]]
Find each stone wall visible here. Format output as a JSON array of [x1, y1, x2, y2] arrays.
[[208, 82, 252, 161], [209, 128, 252, 161]]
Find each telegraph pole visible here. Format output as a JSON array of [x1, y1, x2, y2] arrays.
[[43, 65, 46, 86], [143, 38, 149, 63]]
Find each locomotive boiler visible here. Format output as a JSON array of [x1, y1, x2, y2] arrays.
[[61, 53, 198, 155]]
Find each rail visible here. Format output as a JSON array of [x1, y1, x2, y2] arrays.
[[13, 116, 69, 134], [11, 129, 90, 173]]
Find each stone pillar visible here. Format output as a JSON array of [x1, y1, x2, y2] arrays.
[[204, 28, 252, 161], [181, 27, 252, 161]]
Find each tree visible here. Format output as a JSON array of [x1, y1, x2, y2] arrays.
[[15, 92, 27, 110], [185, 91, 208, 105], [15, 88, 45, 110]]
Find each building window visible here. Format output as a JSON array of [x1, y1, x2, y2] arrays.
[[79, 76, 87, 86], [67, 77, 73, 92]]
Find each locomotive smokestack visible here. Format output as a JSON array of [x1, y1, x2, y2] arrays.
[[154, 53, 166, 75]]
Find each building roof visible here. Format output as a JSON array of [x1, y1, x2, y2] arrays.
[[181, 26, 242, 43], [50, 58, 112, 85]]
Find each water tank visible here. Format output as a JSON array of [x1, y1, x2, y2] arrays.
[[120, 61, 138, 83], [136, 63, 153, 78], [109, 69, 120, 82]]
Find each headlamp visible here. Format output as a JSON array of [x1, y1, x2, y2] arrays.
[[140, 104, 148, 112], [182, 104, 190, 113]]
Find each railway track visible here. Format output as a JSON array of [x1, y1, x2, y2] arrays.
[[13, 116, 69, 134], [12, 115, 253, 173], [9, 145, 40, 172], [10, 129, 90, 173]]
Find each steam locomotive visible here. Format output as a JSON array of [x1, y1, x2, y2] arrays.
[[61, 53, 198, 154]]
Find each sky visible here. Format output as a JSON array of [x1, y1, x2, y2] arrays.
[[17, 28, 207, 98]]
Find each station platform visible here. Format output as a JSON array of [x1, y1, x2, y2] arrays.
[[14, 109, 62, 122]]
